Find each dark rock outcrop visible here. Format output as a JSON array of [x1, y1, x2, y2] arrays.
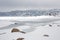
[[11, 28, 26, 34], [16, 38, 24, 40]]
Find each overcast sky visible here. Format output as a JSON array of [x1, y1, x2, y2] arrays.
[[0, 0, 60, 12]]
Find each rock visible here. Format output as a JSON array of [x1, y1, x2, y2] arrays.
[[11, 28, 26, 34], [11, 28, 20, 33], [49, 13, 51, 16], [49, 24, 52, 27], [57, 25, 60, 27], [43, 34, 49, 37], [17, 38, 24, 40]]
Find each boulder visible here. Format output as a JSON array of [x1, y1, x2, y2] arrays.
[[17, 38, 24, 40], [11, 28, 26, 34], [11, 28, 20, 33]]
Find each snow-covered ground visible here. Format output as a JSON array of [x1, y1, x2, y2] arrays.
[[0, 16, 60, 40]]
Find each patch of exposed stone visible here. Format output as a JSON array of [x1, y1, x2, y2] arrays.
[[49, 24, 52, 27], [16, 38, 24, 40], [43, 34, 49, 37], [11, 28, 26, 34]]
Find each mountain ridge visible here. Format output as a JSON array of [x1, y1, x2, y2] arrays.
[[0, 9, 60, 16]]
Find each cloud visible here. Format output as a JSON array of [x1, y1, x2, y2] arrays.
[[0, 0, 59, 7], [0, 0, 60, 11]]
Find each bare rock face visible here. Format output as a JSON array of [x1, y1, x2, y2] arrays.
[[11, 28, 26, 34], [17, 38, 24, 40]]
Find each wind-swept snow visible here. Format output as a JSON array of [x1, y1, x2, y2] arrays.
[[0, 16, 60, 40]]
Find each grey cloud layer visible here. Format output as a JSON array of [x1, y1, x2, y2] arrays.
[[0, 0, 60, 7], [0, 0, 60, 12]]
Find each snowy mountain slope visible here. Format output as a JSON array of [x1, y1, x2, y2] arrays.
[[0, 9, 60, 16]]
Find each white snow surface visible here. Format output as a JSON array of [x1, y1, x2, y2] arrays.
[[0, 16, 60, 40]]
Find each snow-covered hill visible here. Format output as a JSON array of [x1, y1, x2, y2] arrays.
[[0, 21, 60, 40], [0, 16, 60, 40]]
